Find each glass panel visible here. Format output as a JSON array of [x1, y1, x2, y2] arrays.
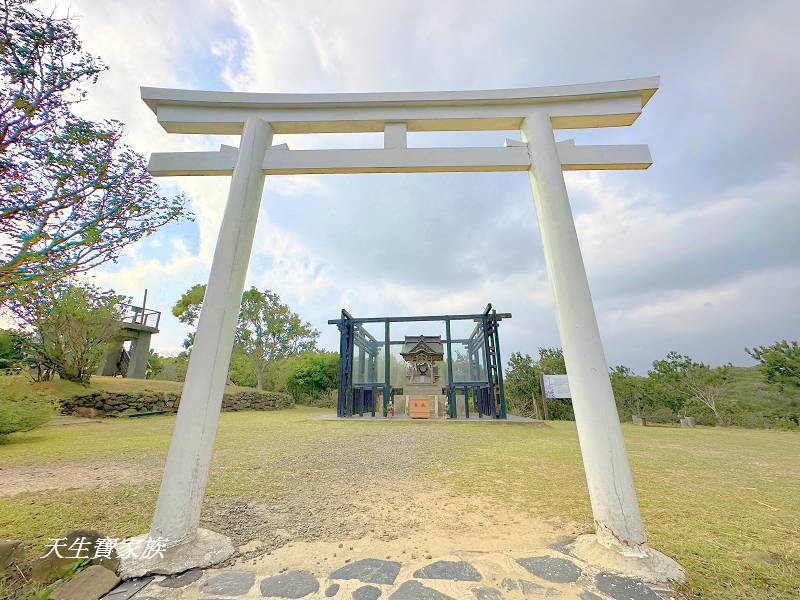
[[389, 342, 409, 390], [352, 321, 386, 385], [449, 317, 487, 383]]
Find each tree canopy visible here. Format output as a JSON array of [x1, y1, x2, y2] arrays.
[[172, 284, 319, 389], [0, 0, 189, 301], [747, 340, 800, 389]]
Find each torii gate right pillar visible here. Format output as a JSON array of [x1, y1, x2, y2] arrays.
[[522, 112, 683, 579]]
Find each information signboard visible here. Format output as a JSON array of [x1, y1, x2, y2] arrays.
[[542, 374, 571, 399]]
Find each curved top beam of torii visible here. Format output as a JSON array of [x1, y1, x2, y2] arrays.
[[142, 77, 658, 177], [141, 76, 658, 134]]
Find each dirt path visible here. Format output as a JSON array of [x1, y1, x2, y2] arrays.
[[0, 459, 161, 497]]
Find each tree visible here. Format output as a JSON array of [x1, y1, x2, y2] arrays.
[[746, 340, 800, 389], [504, 348, 570, 419], [0, 0, 189, 301], [649, 351, 733, 425], [172, 284, 319, 389], [171, 283, 206, 338], [146, 350, 165, 379], [610, 365, 648, 420], [504, 352, 539, 417], [0, 328, 24, 370], [237, 288, 319, 389], [9, 283, 125, 383]]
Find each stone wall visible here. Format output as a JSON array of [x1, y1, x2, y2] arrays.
[[60, 389, 293, 417]]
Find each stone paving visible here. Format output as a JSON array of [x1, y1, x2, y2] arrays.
[[101, 541, 675, 600]]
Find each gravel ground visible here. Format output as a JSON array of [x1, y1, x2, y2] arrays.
[[203, 426, 440, 564]]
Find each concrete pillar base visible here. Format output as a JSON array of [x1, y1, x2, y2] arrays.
[[116, 528, 233, 580], [568, 534, 685, 584]]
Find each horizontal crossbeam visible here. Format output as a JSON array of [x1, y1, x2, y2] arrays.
[[147, 141, 651, 177], [327, 312, 512, 325]]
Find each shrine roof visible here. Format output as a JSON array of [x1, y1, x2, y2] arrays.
[[401, 335, 445, 357]]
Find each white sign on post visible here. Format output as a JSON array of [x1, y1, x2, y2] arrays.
[[542, 374, 571, 399]]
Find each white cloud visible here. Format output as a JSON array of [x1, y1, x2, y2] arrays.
[[33, 0, 799, 370]]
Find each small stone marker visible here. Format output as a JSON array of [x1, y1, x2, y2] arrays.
[[260, 570, 320, 598], [472, 587, 503, 600], [157, 568, 203, 588], [413, 560, 482, 581], [352, 584, 382, 600], [595, 572, 661, 600], [330, 558, 402, 585], [202, 570, 256, 595], [52, 565, 120, 600], [325, 583, 341, 597], [516, 556, 582, 583], [389, 580, 455, 600]]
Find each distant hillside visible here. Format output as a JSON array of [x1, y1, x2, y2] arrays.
[[721, 366, 800, 428]]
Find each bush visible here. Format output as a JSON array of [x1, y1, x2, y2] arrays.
[[286, 351, 339, 405], [9, 284, 126, 384], [0, 393, 53, 441]]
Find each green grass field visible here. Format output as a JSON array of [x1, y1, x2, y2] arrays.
[[1, 407, 798, 599]]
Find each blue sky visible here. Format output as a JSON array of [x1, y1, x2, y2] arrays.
[[57, 0, 799, 373]]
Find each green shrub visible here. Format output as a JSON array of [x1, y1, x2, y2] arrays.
[[0, 393, 53, 441], [286, 351, 339, 405], [275, 393, 295, 409], [290, 389, 336, 408]]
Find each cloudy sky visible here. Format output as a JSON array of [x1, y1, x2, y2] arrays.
[[51, 0, 799, 372]]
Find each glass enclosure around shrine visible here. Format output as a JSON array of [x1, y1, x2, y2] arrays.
[[329, 304, 510, 419]]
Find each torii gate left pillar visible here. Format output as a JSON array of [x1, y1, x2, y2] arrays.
[[118, 116, 273, 575]]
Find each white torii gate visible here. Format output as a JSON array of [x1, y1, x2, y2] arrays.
[[121, 77, 682, 581]]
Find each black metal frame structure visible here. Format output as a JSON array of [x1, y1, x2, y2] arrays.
[[329, 304, 510, 419]]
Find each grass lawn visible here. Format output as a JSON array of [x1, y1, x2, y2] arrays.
[[1, 407, 798, 599]]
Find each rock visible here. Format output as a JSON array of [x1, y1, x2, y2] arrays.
[[157, 568, 203, 588], [202, 570, 256, 595], [51, 564, 119, 600], [330, 558, 402, 585], [325, 583, 340, 597], [518, 579, 559, 597], [101, 576, 154, 599], [579, 592, 603, 600], [0, 539, 22, 570], [74, 407, 102, 418], [413, 560, 482, 581], [516, 556, 582, 583], [31, 529, 106, 583], [259, 570, 319, 598], [389, 581, 454, 600], [501, 578, 518, 590], [548, 538, 576, 556], [352, 584, 382, 600], [118, 528, 233, 579], [594, 573, 661, 600], [472, 587, 503, 600]]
